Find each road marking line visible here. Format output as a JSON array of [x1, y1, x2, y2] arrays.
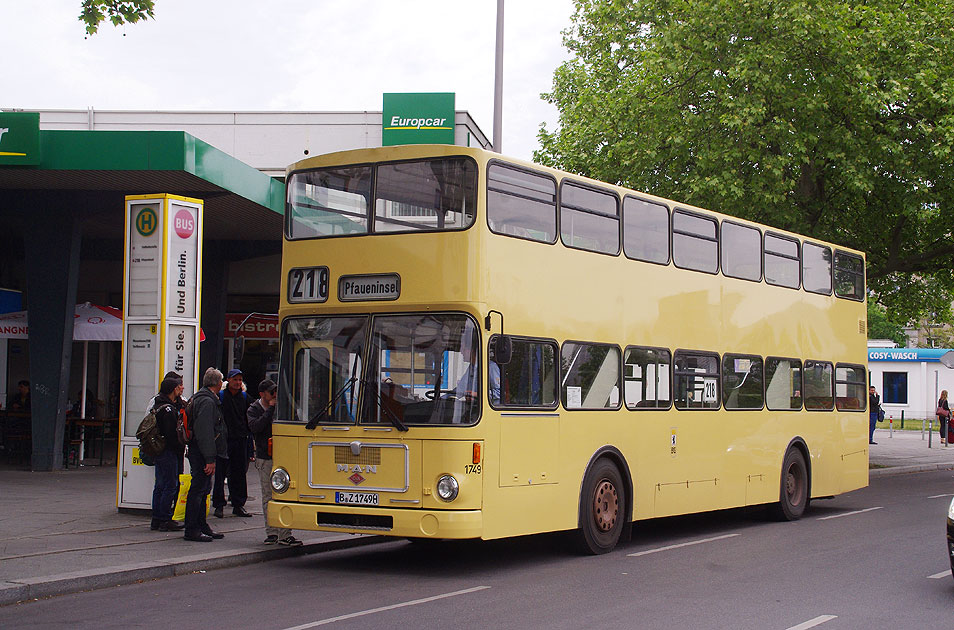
[[627, 533, 739, 557], [928, 570, 951, 579], [281, 586, 491, 630], [817, 507, 883, 520], [786, 615, 837, 629], [928, 493, 954, 499]]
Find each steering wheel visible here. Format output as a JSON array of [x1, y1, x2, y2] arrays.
[[424, 389, 456, 400]]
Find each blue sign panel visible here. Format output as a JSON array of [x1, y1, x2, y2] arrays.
[[867, 348, 952, 362]]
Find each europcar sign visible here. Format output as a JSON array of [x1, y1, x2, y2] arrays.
[[382, 93, 455, 146], [0, 111, 40, 166]]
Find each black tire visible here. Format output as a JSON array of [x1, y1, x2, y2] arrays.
[[577, 459, 627, 554], [771, 448, 809, 521]]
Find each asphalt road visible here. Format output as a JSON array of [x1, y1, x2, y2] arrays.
[[3, 471, 953, 630]]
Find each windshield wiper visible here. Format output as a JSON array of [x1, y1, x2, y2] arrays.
[[361, 376, 409, 432], [306, 372, 358, 430]]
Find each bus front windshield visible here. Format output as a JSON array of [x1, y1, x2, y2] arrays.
[[279, 313, 481, 427]]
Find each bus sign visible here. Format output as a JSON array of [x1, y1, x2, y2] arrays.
[[288, 266, 329, 303], [338, 273, 400, 301]]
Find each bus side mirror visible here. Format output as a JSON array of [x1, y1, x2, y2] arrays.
[[493, 335, 512, 366]]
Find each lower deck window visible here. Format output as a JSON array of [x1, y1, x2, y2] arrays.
[[674, 351, 720, 410], [804, 360, 834, 410], [492, 336, 558, 408], [561, 342, 621, 409]]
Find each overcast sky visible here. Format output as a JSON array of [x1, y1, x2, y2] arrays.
[[3, 0, 576, 160]]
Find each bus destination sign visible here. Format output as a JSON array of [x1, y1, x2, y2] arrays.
[[338, 274, 401, 302]]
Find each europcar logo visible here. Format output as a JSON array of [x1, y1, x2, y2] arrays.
[[385, 116, 452, 131], [136, 208, 158, 236]]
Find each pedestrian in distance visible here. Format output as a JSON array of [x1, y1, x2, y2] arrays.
[[938, 390, 950, 446], [868, 386, 881, 445], [212, 368, 253, 518], [183, 368, 228, 542], [150, 376, 185, 532], [247, 378, 302, 546], [7, 380, 30, 412]]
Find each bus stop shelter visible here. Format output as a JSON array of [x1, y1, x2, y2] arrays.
[[0, 126, 284, 470]]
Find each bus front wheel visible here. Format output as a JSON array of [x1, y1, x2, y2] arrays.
[[577, 459, 626, 554], [771, 448, 808, 521]]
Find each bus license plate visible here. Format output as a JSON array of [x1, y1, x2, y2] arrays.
[[335, 491, 378, 506]]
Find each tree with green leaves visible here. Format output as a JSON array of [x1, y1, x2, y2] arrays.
[[537, 0, 954, 325], [80, 0, 154, 36]]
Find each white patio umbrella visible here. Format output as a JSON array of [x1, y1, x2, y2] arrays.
[[0, 302, 122, 423]]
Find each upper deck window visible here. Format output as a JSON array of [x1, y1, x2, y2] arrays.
[[764, 232, 800, 289], [721, 222, 762, 282], [286, 157, 477, 239], [802, 242, 833, 295], [374, 159, 477, 232], [672, 210, 719, 273], [560, 182, 620, 255], [287, 166, 372, 238], [834, 251, 865, 301], [623, 196, 670, 264], [487, 163, 557, 243]]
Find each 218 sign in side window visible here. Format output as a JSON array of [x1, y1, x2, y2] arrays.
[[288, 266, 329, 303]]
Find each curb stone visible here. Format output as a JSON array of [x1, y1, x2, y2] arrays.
[[0, 535, 382, 607]]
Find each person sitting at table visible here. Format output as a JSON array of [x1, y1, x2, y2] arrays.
[[7, 380, 30, 413]]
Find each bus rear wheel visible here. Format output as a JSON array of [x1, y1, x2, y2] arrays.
[[577, 459, 626, 554], [771, 448, 808, 521]]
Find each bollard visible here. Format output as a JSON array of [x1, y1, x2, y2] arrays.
[[889, 414, 893, 438], [929, 416, 933, 448], [901, 410, 905, 429]]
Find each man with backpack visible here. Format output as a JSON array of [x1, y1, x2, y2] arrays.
[[149, 375, 186, 531], [247, 379, 302, 546], [183, 368, 228, 542], [212, 368, 253, 518]]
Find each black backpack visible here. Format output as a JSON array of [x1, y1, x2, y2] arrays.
[[136, 405, 166, 462]]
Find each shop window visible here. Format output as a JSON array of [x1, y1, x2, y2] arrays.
[[882, 372, 908, 405]]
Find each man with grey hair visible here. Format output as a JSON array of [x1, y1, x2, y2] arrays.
[[183, 367, 229, 542]]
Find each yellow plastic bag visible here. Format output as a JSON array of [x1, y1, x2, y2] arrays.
[[172, 473, 210, 521]]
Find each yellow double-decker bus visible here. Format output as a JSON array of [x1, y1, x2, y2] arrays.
[[267, 144, 868, 554]]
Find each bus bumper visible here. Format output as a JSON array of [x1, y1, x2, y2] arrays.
[[268, 501, 484, 539]]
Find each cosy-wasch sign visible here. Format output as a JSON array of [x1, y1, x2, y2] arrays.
[[382, 93, 455, 146]]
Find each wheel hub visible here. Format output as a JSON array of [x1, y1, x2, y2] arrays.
[[593, 480, 618, 532]]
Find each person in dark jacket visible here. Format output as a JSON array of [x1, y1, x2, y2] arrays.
[[150, 376, 185, 531], [248, 379, 301, 546], [183, 368, 228, 542], [212, 368, 252, 518], [868, 386, 881, 445]]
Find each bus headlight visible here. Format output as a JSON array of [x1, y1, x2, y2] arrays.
[[436, 474, 459, 502], [271, 467, 291, 494]]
